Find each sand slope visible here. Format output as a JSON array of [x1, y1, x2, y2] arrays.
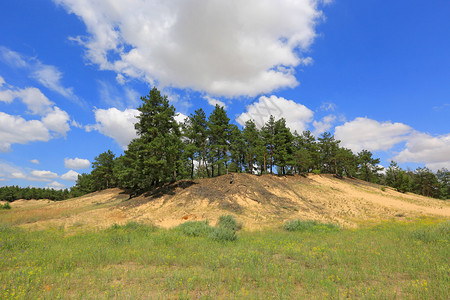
[[2, 174, 448, 230]]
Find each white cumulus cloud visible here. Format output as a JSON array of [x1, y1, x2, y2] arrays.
[[30, 170, 59, 179], [204, 96, 227, 109], [0, 112, 51, 152], [64, 157, 90, 169], [394, 132, 450, 171], [236, 95, 314, 133], [334, 117, 413, 153], [86, 108, 139, 149], [54, 0, 324, 97], [0, 79, 72, 151], [0, 161, 49, 182], [61, 170, 80, 181], [41, 107, 70, 136], [174, 112, 188, 124], [313, 114, 336, 136], [46, 181, 66, 190], [0, 86, 53, 115], [0, 161, 24, 180], [18, 87, 54, 115], [30, 159, 40, 164]]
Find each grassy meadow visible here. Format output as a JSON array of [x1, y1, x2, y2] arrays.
[[0, 218, 449, 299]]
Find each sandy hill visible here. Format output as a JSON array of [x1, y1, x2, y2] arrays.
[[2, 173, 449, 230]]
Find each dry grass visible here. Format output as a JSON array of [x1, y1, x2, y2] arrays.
[[1, 174, 448, 231]]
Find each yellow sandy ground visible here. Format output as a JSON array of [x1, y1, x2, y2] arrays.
[[2, 174, 448, 231]]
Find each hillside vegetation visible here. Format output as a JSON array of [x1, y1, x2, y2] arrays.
[[1, 173, 448, 231], [1, 87, 448, 204], [68, 87, 448, 201], [1, 87, 448, 298], [1, 218, 448, 299]]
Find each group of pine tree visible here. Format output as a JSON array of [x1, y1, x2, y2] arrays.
[[1, 88, 448, 202]]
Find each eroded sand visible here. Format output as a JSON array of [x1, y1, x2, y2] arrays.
[[3, 174, 448, 231]]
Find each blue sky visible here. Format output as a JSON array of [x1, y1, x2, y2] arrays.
[[1, 0, 449, 189]]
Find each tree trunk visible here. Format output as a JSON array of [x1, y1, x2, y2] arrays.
[[334, 158, 337, 175], [270, 145, 273, 174], [264, 153, 266, 174], [249, 151, 253, 174]]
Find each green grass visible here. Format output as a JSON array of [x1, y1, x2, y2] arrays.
[[175, 220, 213, 237], [0, 219, 449, 299], [216, 215, 242, 232], [283, 219, 340, 233], [175, 216, 239, 242]]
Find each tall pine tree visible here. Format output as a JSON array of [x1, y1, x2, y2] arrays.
[[208, 105, 230, 176], [117, 87, 183, 191], [273, 118, 293, 175]]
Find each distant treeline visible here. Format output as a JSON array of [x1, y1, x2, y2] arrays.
[[1, 87, 448, 202], [0, 186, 75, 202]]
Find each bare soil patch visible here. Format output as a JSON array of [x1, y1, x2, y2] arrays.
[[2, 174, 448, 230]]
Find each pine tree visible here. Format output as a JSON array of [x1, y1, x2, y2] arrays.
[[357, 150, 382, 183], [292, 147, 312, 174], [317, 132, 340, 174], [413, 167, 439, 198], [273, 118, 293, 175], [242, 120, 261, 174], [185, 108, 208, 178], [385, 161, 401, 187], [208, 105, 230, 176], [113, 142, 146, 192], [262, 115, 276, 174], [436, 168, 449, 199], [335, 147, 357, 178], [228, 124, 246, 173], [72, 173, 95, 196], [300, 130, 319, 172], [116, 87, 183, 192], [91, 150, 116, 190]]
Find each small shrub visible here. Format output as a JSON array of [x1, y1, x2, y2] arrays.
[[109, 222, 158, 234], [410, 221, 450, 243], [312, 169, 321, 175], [217, 215, 242, 231], [208, 227, 237, 242], [176, 221, 213, 237], [176, 217, 241, 242], [0, 202, 11, 210], [111, 223, 121, 230], [381, 186, 386, 192], [284, 219, 340, 232]]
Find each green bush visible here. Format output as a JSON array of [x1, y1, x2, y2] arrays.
[[312, 169, 321, 175], [109, 222, 158, 234], [176, 221, 213, 237], [0, 202, 11, 210], [410, 221, 450, 243], [284, 219, 340, 232], [208, 227, 237, 242], [217, 215, 242, 231], [176, 216, 241, 242]]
